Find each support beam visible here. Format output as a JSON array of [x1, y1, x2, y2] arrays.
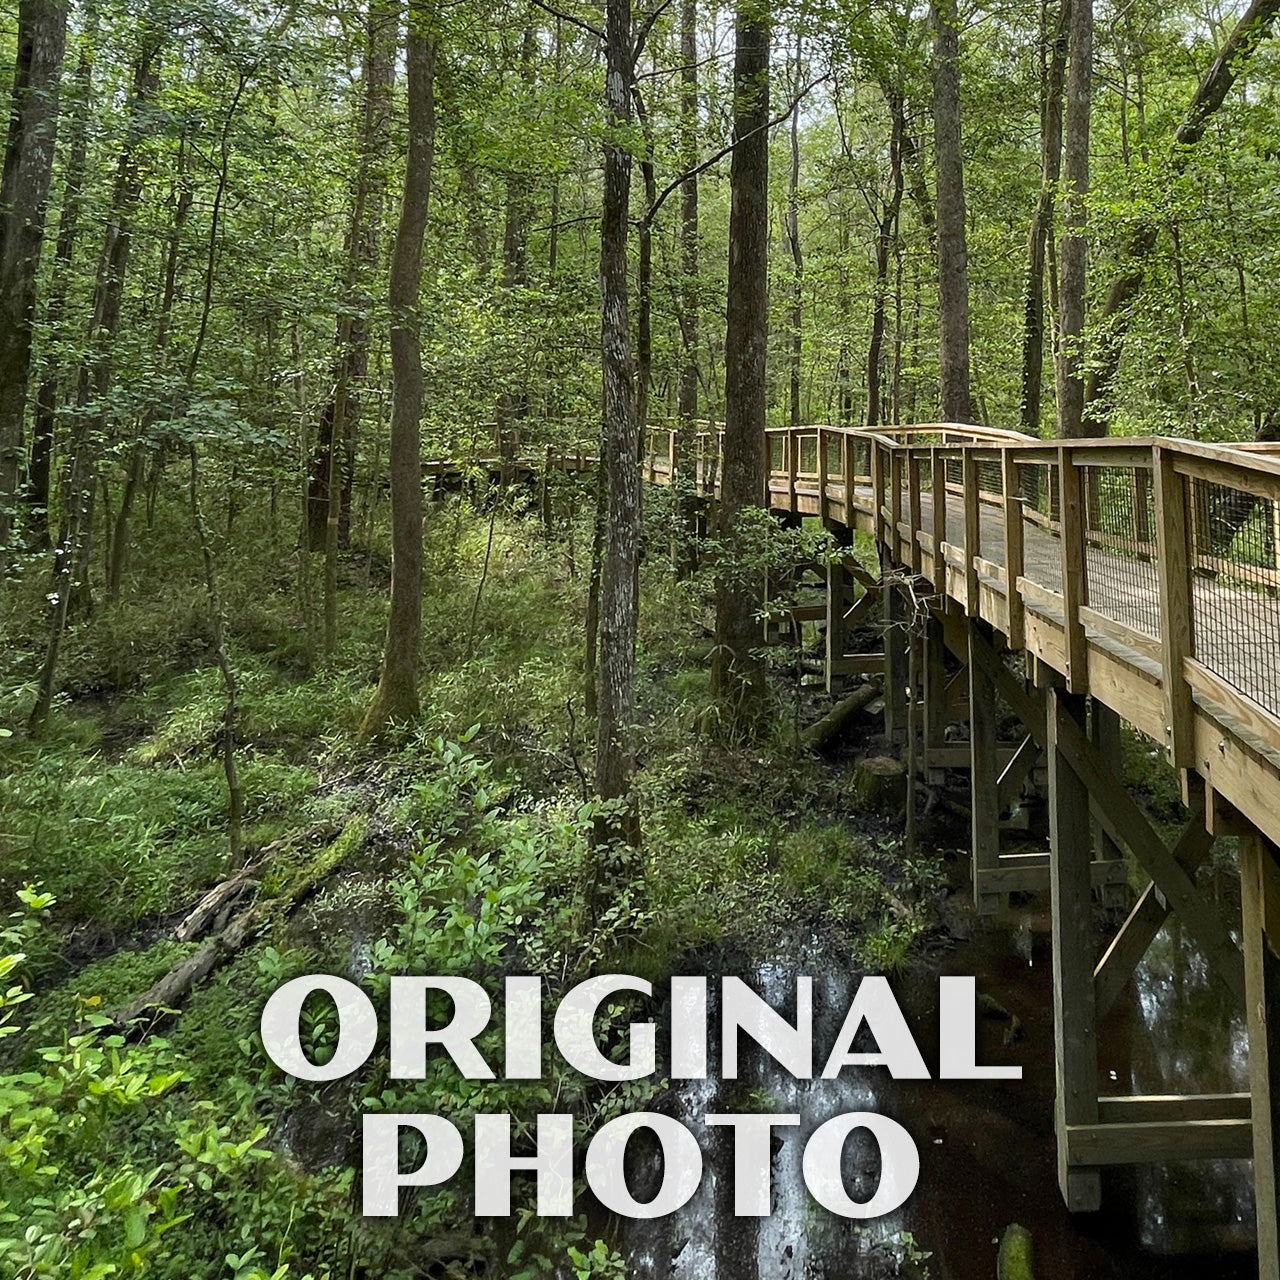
[[883, 574, 908, 744], [923, 614, 950, 781], [1241, 831, 1280, 1280], [1053, 706, 1246, 1006], [825, 530, 854, 695], [970, 621, 1003, 915], [997, 733, 1042, 812], [1048, 686, 1102, 1212], [1093, 808, 1212, 1016]]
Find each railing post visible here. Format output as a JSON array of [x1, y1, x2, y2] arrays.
[[1058, 445, 1089, 695], [841, 432, 853, 527], [787, 430, 798, 515], [962, 450, 980, 616], [890, 447, 904, 560], [931, 446, 946, 597], [871, 441, 887, 550], [818, 427, 829, 523], [1154, 444, 1194, 768], [1003, 449, 1025, 651], [907, 450, 923, 576]]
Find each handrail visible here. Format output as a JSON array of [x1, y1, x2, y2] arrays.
[[644, 419, 1280, 843]]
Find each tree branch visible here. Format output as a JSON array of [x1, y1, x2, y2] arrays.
[[644, 75, 827, 225]]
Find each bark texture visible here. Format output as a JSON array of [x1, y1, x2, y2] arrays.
[[931, 0, 974, 423], [1020, 0, 1069, 435], [594, 0, 641, 824], [0, 0, 68, 562], [711, 0, 770, 711], [362, 4, 434, 738], [1056, 0, 1092, 438]]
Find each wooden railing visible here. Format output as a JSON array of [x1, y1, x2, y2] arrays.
[[645, 421, 1280, 843]]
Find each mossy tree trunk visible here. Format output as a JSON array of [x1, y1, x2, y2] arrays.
[[362, 2, 435, 738]]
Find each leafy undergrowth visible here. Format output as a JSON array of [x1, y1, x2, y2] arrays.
[[0, 499, 945, 1280]]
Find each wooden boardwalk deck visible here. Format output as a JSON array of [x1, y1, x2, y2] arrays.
[[644, 420, 1280, 1276]]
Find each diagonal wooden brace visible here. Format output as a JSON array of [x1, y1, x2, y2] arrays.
[[1053, 702, 1245, 1007]]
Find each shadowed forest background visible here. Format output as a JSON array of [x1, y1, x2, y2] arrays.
[[0, 0, 1276, 1275]]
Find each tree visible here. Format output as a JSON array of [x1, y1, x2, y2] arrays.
[[0, 0, 68, 568], [930, 0, 974, 423], [1020, 0, 1069, 436], [593, 0, 641, 834], [1056, 0, 1091, 437], [1083, 0, 1280, 430], [677, 0, 699, 422], [362, 3, 435, 738], [711, 0, 770, 710]]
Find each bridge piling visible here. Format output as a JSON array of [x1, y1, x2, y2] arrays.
[[1242, 830, 1280, 1278], [1048, 686, 1105, 1212], [969, 620, 1003, 916]]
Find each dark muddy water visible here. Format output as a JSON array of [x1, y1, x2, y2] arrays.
[[621, 904, 1257, 1280]]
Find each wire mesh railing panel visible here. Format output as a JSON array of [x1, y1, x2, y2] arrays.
[[1080, 465, 1162, 642], [945, 456, 964, 549], [1020, 462, 1062, 595], [852, 438, 872, 479], [769, 435, 785, 472], [799, 435, 818, 477], [1189, 477, 1280, 714], [825, 433, 842, 482]]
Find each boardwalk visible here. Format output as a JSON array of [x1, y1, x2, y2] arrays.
[[646, 420, 1280, 1278]]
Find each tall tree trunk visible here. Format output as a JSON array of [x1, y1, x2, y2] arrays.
[[362, 3, 435, 738], [27, 21, 92, 550], [930, 0, 974, 423], [868, 89, 905, 427], [55, 33, 161, 626], [634, 87, 657, 436], [0, 0, 68, 568], [495, 22, 536, 471], [786, 35, 803, 429], [306, 0, 396, 549], [108, 153, 191, 601], [677, 0, 699, 422], [1084, 0, 1280, 429], [1020, 0, 1068, 435], [593, 0, 641, 836], [1056, 0, 1091, 437], [711, 0, 770, 711]]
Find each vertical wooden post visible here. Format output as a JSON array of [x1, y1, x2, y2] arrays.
[[826, 527, 853, 696], [1058, 446, 1089, 695], [962, 450, 980, 616], [1048, 686, 1102, 1212], [786, 431, 798, 514], [906, 629, 920, 851], [923, 612, 949, 780], [1091, 701, 1126, 908], [1134, 467, 1152, 548], [890, 447, 904, 561], [883, 576, 908, 744], [908, 451, 923, 576], [932, 447, 947, 596], [818, 427, 829, 523], [1003, 450, 1025, 651], [1154, 446, 1195, 768], [1241, 830, 1280, 1280], [970, 620, 1002, 916], [841, 432, 853, 526], [871, 442, 887, 546]]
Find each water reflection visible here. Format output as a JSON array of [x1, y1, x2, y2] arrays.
[[1128, 915, 1254, 1254]]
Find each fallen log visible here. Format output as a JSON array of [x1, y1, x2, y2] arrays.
[[111, 815, 369, 1031], [175, 864, 262, 943], [799, 681, 882, 751]]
